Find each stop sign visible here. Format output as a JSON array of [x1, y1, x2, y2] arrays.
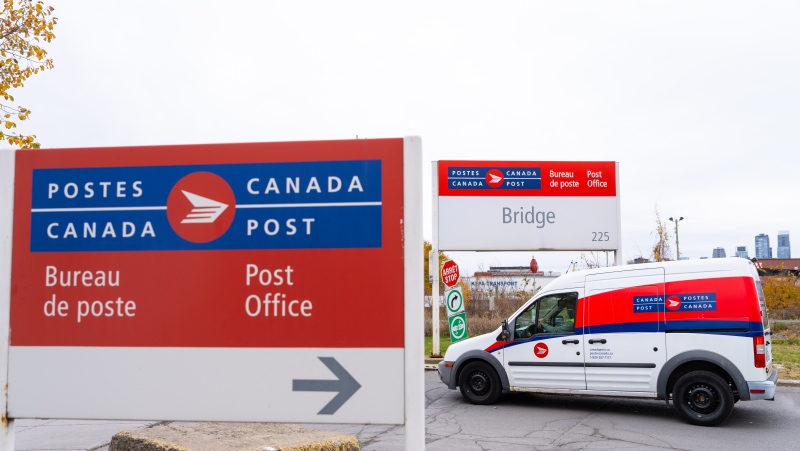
[[441, 259, 460, 288], [530, 257, 539, 274]]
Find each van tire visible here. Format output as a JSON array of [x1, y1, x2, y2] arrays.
[[459, 361, 501, 405], [673, 370, 735, 426]]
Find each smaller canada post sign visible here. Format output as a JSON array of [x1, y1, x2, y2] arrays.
[[6, 139, 420, 425], [436, 160, 619, 251]]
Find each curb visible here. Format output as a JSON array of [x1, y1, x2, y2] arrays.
[[109, 422, 360, 451], [778, 379, 800, 387]]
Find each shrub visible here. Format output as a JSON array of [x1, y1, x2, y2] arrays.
[[762, 275, 800, 319]]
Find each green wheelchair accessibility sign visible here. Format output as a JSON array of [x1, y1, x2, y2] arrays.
[[448, 312, 468, 342]]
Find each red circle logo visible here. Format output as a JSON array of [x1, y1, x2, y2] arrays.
[[485, 169, 504, 188], [666, 296, 682, 311], [534, 342, 549, 358], [167, 172, 236, 243]]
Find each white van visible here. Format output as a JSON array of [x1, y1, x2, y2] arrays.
[[438, 258, 777, 426]]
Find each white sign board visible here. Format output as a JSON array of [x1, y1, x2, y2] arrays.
[[435, 161, 620, 252]]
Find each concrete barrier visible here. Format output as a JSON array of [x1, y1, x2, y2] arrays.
[[109, 422, 359, 451]]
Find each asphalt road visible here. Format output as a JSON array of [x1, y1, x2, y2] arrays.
[[309, 371, 800, 451], [14, 370, 800, 450]]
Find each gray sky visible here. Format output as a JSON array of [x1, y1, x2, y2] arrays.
[[16, 0, 800, 276]]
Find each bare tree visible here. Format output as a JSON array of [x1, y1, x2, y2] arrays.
[[651, 207, 672, 262]]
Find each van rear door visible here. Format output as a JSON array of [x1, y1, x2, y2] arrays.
[[584, 268, 666, 394]]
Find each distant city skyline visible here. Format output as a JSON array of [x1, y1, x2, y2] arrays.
[[701, 231, 791, 260]]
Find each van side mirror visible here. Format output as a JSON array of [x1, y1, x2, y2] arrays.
[[497, 319, 511, 342]]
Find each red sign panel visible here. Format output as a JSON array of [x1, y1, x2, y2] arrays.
[[441, 259, 460, 288], [438, 160, 617, 197], [10, 139, 405, 348]]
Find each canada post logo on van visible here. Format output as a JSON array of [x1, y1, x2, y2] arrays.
[[30, 160, 382, 252], [633, 293, 718, 313], [447, 167, 542, 190]]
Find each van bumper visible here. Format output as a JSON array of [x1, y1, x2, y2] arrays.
[[438, 361, 455, 389], [747, 368, 778, 400]]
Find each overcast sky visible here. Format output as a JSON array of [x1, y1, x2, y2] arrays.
[[15, 0, 800, 276]]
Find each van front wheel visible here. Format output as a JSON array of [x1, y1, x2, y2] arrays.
[[459, 361, 501, 405], [673, 371, 734, 426]]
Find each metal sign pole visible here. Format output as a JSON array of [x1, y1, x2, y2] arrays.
[[1, 149, 15, 451], [403, 137, 424, 450], [615, 162, 623, 266], [430, 161, 441, 357]]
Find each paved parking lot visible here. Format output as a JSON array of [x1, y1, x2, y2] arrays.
[[14, 371, 800, 450]]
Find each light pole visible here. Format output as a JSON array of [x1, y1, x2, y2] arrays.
[[669, 216, 684, 260]]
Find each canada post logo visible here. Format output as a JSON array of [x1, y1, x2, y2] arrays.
[[30, 160, 382, 252], [166, 172, 236, 243], [447, 166, 541, 190], [633, 293, 717, 313]]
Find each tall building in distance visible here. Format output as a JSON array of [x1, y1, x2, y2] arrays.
[[712, 247, 726, 258], [755, 234, 771, 259], [735, 246, 749, 259], [778, 230, 791, 258]]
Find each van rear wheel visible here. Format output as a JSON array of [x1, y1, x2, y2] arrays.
[[459, 361, 501, 405], [673, 370, 734, 426]]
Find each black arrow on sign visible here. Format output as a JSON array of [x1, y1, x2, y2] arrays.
[[292, 357, 361, 415]]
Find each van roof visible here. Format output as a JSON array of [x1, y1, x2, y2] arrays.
[[539, 258, 755, 294]]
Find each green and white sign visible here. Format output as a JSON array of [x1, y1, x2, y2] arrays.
[[448, 313, 468, 342], [445, 286, 464, 316]]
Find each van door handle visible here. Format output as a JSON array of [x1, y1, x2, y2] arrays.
[[588, 339, 607, 344], [562, 339, 579, 345]]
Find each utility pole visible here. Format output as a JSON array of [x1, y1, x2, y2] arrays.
[[669, 216, 684, 260]]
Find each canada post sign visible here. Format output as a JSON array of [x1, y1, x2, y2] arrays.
[[32, 160, 381, 252], [437, 160, 620, 251], [7, 139, 414, 425]]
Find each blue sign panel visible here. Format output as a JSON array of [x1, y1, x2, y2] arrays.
[[30, 160, 382, 252], [447, 166, 541, 190], [633, 293, 718, 313], [633, 295, 665, 313]]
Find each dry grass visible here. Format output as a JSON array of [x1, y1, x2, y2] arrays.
[[424, 297, 527, 337]]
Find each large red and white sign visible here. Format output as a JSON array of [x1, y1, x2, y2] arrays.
[[2, 138, 423, 427], [436, 160, 620, 251]]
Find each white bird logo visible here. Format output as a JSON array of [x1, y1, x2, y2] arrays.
[[668, 298, 681, 308], [180, 191, 228, 224], [535, 346, 547, 355], [489, 173, 503, 184]]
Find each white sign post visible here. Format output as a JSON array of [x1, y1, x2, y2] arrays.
[[1, 149, 15, 451]]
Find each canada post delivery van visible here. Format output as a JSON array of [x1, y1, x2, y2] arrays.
[[438, 258, 777, 426]]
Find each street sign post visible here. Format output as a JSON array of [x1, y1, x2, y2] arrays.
[[1, 138, 424, 448]]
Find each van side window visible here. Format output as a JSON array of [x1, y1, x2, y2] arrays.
[[536, 292, 578, 334], [513, 292, 578, 339]]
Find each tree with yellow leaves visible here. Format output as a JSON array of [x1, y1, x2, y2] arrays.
[[0, 0, 57, 148]]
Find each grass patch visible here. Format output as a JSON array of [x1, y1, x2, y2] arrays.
[[425, 336, 452, 357], [769, 321, 800, 380], [772, 343, 800, 380]]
